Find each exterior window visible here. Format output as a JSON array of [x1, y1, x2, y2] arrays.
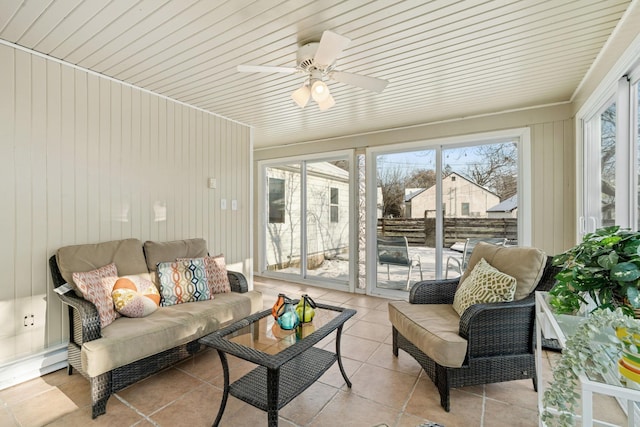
[[269, 178, 285, 223], [461, 202, 470, 216], [601, 102, 616, 226], [330, 187, 339, 223], [636, 81, 640, 230]]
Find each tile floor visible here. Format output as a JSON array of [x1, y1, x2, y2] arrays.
[[0, 276, 628, 426]]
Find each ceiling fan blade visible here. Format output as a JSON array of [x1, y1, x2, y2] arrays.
[[237, 65, 297, 74], [330, 71, 389, 93], [313, 30, 351, 68]]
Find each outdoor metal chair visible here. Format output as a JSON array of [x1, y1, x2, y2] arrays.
[[445, 237, 508, 278], [377, 236, 423, 290]]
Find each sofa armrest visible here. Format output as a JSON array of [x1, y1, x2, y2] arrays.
[[459, 297, 535, 359], [227, 271, 248, 293], [409, 278, 459, 304], [58, 291, 103, 344], [49, 255, 102, 344]]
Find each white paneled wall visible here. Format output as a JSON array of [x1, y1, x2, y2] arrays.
[[0, 44, 252, 366]]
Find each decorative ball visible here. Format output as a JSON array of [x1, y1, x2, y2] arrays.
[[112, 276, 160, 318]]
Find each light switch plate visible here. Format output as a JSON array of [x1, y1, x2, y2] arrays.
[[231, 200, 238, 211], [221, 199, 227, 210]]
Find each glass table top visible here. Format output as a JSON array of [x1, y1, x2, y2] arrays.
[[223, 307, 343, 355]]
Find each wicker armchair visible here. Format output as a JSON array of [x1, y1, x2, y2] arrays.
[[390, 256, 559, 412]]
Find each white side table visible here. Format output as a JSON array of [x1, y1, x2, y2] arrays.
[[536, 291, 640, 427]]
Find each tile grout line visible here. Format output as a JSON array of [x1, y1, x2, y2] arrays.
[[113, 393, 160, 427], [394, 368, 424, 427]]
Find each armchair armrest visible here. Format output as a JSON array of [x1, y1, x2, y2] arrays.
[[459, 297, 535, 358], [409, 278, 460, 304], [227, 271, 248, 293]]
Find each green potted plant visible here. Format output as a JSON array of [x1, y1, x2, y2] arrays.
[[550, 226, 640, 316], [542, 308, 640, 427]]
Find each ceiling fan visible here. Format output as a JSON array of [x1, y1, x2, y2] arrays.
[[237, 30, 389, 111]]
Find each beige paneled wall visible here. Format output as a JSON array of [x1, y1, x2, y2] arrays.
[[254, 104, 576, 261], [530, 120, 575, 257], [0, 45, 252, 365]]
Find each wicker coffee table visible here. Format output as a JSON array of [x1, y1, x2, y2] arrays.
[[199, 302, 356, 427]]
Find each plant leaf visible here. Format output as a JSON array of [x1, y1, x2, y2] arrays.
[[627, 287, 640, 308], [611, 262, 640, 282], [598, 252, 618, 269]]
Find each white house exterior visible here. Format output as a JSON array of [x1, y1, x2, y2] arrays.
[[266, 162, 350, 270], [405, 172, 499, 218]]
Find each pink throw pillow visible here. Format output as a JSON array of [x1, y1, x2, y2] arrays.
[[72, 263, 120, 327]]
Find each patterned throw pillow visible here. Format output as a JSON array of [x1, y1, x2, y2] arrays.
[[177, 254, 231, 295], [72, 263, 120, 327], [452, 258, 517, 316], [112, 276, 160, 318], [157, 259, 211, 306]]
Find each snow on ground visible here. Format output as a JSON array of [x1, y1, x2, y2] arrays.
[[278, 245, 463, 292]]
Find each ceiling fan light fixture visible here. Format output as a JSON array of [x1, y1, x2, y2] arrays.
[[311, 79, 330, 103], [237, 30, 389, 112], [317, 94, 335, 111], [291, 84, 311, 108]]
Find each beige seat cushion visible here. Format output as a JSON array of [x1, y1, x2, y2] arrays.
[[459, 243, 547, 300], [81, 290, 263, 377], [388, 301, 467, 368], [143, 238, 208, 280], [56, 239, 149, 296]]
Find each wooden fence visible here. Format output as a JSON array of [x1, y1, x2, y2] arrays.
[[377, 217, 517, 247]]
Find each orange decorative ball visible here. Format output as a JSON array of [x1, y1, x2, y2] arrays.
[[112, 276, 160, 318]]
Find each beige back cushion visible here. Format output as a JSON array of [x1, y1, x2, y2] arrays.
[[458, 242, 546, 300], [56, 239, 148, 296], [143, 238, 208, 275]]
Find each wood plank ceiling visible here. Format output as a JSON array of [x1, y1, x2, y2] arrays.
[[0, 0, 632, 148]]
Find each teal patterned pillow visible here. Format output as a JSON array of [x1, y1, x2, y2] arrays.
[[157, 259, 211, 306]]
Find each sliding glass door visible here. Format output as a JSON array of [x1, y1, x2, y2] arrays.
[[368, 135, 521, 298], [260, 153, 353, 290]]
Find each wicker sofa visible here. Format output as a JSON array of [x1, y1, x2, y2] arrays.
[[388, 243, 559, 412], [49, 238, 263, 418]]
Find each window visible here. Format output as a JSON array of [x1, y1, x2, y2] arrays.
[[330, 187, 339, 223], [260, 155, 352, 287], [461, 202, 470, 216], [268, 178, 285, 223], [601, 102, 616, 226], [636, 80, 640, 230], [582, 72, 640, 232]]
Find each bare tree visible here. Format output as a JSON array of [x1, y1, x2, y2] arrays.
[[406, 168, 436, 189], [377, 163, 407, 218], [600, 104, 616, 223], [465, 142, 517, 200]]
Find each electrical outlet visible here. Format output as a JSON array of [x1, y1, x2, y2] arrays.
[[23, 314, 35, 327]]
